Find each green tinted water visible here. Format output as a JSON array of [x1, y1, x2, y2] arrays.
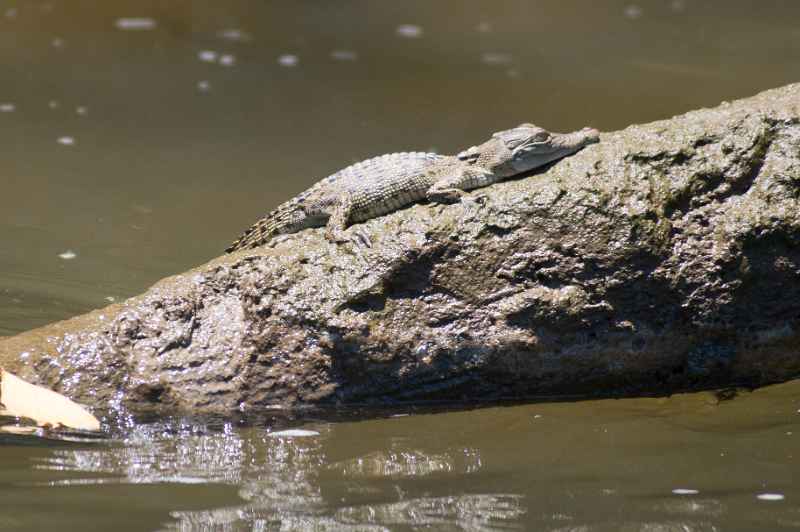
[[1, 1, 799, 529]]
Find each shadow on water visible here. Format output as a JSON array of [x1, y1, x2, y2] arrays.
[[1, 0, 800, 530]]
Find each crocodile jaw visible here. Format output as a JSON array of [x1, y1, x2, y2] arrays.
[[510, 127, 600, 173]]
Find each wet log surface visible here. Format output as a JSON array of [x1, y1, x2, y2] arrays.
[[2, 83, 799, 416]]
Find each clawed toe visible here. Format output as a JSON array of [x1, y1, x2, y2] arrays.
[[352, 229, 373, 248], [426, 189, 464, 204], [325, 228, 372, 248]]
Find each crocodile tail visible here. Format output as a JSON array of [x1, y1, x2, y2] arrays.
[[225, 200, 305, 253]]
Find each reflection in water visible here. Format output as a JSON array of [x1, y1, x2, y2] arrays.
[[330, 448, 482, 478], [334, 494, 525, 531], [27, 419, 520, 530], [3, 383, 800, 529]]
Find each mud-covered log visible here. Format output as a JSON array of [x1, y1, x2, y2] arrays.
[[2, 83, 799, 415]]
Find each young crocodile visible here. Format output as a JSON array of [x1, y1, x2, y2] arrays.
[[226, 123, 599, 252]]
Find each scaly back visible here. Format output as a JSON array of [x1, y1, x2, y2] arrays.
[[226, 151, 444, 252]]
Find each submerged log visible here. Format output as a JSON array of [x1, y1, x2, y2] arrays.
[[2, 83, 799, 415]]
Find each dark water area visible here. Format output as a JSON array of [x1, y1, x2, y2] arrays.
[[1, 0, 799, 529]]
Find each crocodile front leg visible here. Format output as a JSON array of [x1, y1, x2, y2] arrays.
[[426, 167, 495, 204], [324, 198, 353, 243]]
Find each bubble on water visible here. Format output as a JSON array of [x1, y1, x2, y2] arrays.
[[76, 106, 88, 115], [757, 493, 785, 501], [269, 429, 319, 438], [196, 80, 211, 93], [52, 37, 64, 48], [114, 17, 157, 31], [198, 50, 217, 63], [57, 136, 75, 145], [218, 54, 236, 67], [331, 49, 358, 61], [476, 21, 492, 33], [278, 54, 299, 67], [58, 250, 77, 260], [5, 8, 17, 19], [105, 296, 116, 303], [0, 103, 15, 112], [48, 100, 59, 109], [671, 0, 686, 11], [396, 24, 423, 38], [672, 488, 699, 495], [624, 5, 643, 19]]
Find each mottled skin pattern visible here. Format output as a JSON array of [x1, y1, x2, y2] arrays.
[[227, 124, 600, 252]]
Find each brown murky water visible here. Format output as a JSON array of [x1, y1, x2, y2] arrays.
[[1, 1, 799, 529]]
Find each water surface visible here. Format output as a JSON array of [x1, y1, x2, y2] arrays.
[[1, 1, 799, 529]]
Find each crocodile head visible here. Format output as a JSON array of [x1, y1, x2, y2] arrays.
[[492, 123, 600, 173]]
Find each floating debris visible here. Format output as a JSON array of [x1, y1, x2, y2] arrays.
[[217, 28, 251, 42], [218, 54, 236, 67], [277, 54, 298, 67], [0, 103, 15, 113], [76, 106, 88, 115], [396, 24, 423, 38], [0, 368, 101, 432], [672, 488, 699, 495], [51, 37, 64, 48], [5, 7, 17, 19], [331, 49, 358, 61], [58, 250, 77, 259], [196, 80, 211, 93], [481, 52, 512, 66], [48, 100, 59, 109], [197, 50, 217, 63], [114, 17, 157, 31], [757, 493, 785, 501], [269, 429, 319, 438], [624, 5, 643, 19], [57, 136, 75, 146]]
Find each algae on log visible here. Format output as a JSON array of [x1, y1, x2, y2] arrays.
[[1, 83, 799, 415]]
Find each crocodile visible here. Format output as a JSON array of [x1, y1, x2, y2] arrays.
[[226, 123, 600, 252]]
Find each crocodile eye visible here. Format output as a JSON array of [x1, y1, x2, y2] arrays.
[[532, 131, 550, 142]]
